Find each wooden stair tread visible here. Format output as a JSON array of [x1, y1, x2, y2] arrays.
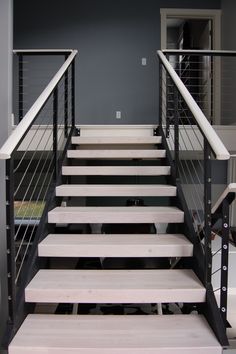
[[48, 206, 184, 224], [67, 149, 166, 159], [56, 184, 177, 197], [38, 234, 193, 257], [25, 269, 205, 303], [72, 136, 162, 144], [9, 314, 221, 354], [62, 165, 171, 176]]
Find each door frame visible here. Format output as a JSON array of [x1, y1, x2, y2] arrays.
[[160, 8, 221, 124]]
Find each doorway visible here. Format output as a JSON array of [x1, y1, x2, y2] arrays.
[[160, 9, 221, 124], [167, 19, 212, 50]]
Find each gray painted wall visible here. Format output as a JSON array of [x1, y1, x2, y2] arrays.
[[221, 0, 236, 125], [222, 0, 236, 50], [14, 0, 220, 125], [0, 0, 12, 348]]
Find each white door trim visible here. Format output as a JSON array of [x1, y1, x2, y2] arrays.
[[160, 8, 221, 50], [160, 8, 221, 124]]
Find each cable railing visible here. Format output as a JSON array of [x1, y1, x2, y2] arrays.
[[158, 50, 230, 339], [0, 49, 77, 333], [163, 49, 236, 126], [13, 49, 74, 123]]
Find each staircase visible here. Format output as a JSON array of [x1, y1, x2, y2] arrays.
[[9, 126, 222, 353]]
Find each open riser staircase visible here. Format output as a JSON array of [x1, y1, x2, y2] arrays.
[[9, 127, 222, 353]]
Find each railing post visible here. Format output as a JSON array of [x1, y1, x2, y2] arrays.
[[5, 159, 16, 326], [166, 114, 170, 138], [159, 62, 163, 127], [71, 60, 75, 128], [53, 87, 58, 181], [19, 54, 23, 122], [220, 198, 230, 326], [204, 138, 212, 285], [174, 86, 179, 181], [64, 55, 69, 138], [165, 75, 170, 138], [165, 54, 170, 139]]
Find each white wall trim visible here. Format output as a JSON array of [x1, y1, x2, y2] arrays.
[[160, 8, 221, 50]]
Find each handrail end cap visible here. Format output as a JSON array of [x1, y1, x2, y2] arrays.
[[0, 153, 11, 160]]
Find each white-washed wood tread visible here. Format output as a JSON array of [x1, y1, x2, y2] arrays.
[[38, 234, 193, 258], [72, 136, 162, 144], [25, 269, 205, 303], [48, 206, 184, 224], [56, 184, 177, 197], [9, 314, 221, 354], [67, 149, 166, 159], [62, 165, 171, 176]]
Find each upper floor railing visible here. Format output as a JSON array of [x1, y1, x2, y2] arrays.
[[162, 49, 236, 126], [0, 49, 78, 341], [13, 49, 76, 124], [158, 49, 232, 343]]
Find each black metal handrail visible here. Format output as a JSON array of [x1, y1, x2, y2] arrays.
[[0, 49, 77, 343]]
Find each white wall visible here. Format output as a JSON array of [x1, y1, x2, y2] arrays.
[[0, 0, 13, 348]]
